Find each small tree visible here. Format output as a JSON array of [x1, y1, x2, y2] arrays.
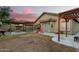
[[0, 6, 12, 34], [0, 6, 11, 25]]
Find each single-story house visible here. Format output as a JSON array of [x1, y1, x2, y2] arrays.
[[34, 12, 58, 33], [34, 12, 79, 35]]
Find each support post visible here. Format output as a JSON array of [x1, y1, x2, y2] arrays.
[[8, 23, 12, 34], [23, 24, 24, 31], [40, 24, 41, 32], [65, 20, 68, 37], [58, 15, 61, 41]]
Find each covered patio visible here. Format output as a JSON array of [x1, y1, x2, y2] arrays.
[[11, 21, 34, 31], [58, 8, 79, 41], [40, 8, 79, 50]]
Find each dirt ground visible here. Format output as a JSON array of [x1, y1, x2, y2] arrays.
[[0, 33, 76, 52]]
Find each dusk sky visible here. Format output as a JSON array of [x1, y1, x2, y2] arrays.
[[10, 6, 78, 15], [10, 6, 78, 22]]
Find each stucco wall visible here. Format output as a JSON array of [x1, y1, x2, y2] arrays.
[[60, 19, 72, 34], [38, 14, 58, 33], [49, 22, 55, 32], [71, 20, 79, 34], [39, 14, 57, 21]]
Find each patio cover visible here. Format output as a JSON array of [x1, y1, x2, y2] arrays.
[[58, 8, 79, 41]]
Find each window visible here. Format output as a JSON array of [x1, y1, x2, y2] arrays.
[[51, 24, 53, 28]]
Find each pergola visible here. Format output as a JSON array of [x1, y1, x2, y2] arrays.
[[58, 8, 79, 41], [11, 21, 34, 26], [10, 20, 34, 31]]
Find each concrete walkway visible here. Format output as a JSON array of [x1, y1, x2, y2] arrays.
[[5, 32, 26, 35], [41, 33, 79, 49]]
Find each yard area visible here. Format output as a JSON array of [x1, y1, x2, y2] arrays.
[[0, 32, 76, 52]]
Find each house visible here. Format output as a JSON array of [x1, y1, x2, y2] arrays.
[[34, 12, 58, 33], [34, 12, 79, 35]]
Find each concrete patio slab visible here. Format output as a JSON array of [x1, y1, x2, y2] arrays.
[[40, 33, 79, 49]]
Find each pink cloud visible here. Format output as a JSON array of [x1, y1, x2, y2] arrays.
[[10, 8, 38, 23], [10, 13, 38, 22], [22, 8, 33, 14]]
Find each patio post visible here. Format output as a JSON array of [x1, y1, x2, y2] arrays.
[[65, 19, 68, 37], [23, 24, 25, 31], [58, 15, 61, 41]]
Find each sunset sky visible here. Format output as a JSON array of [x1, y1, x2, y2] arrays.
[[10, 6, 78, 15], [10, 6, 78, 22]]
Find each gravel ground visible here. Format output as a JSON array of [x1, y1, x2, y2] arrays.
[[0, 33, 76, 52]]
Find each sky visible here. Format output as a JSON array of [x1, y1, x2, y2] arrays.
[[10, 6, 78, 22], [10, 6, 78, 15]]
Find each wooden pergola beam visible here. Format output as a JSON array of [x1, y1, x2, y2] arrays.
[[61, 13, 79, 20], [59, 8, 79, 15]]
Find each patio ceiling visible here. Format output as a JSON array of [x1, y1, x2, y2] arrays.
[[10, 20, 33, 26], [59, 8, 79, 21]]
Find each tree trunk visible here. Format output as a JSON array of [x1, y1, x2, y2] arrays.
[[10, 24, 12, 34]]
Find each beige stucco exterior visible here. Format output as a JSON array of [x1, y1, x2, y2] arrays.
[[70, 19, 79, 34], [35, 12, 79, 35], [35, 13, 58, 33]]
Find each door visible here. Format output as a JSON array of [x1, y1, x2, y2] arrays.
[[45, 23, 49, 32]]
